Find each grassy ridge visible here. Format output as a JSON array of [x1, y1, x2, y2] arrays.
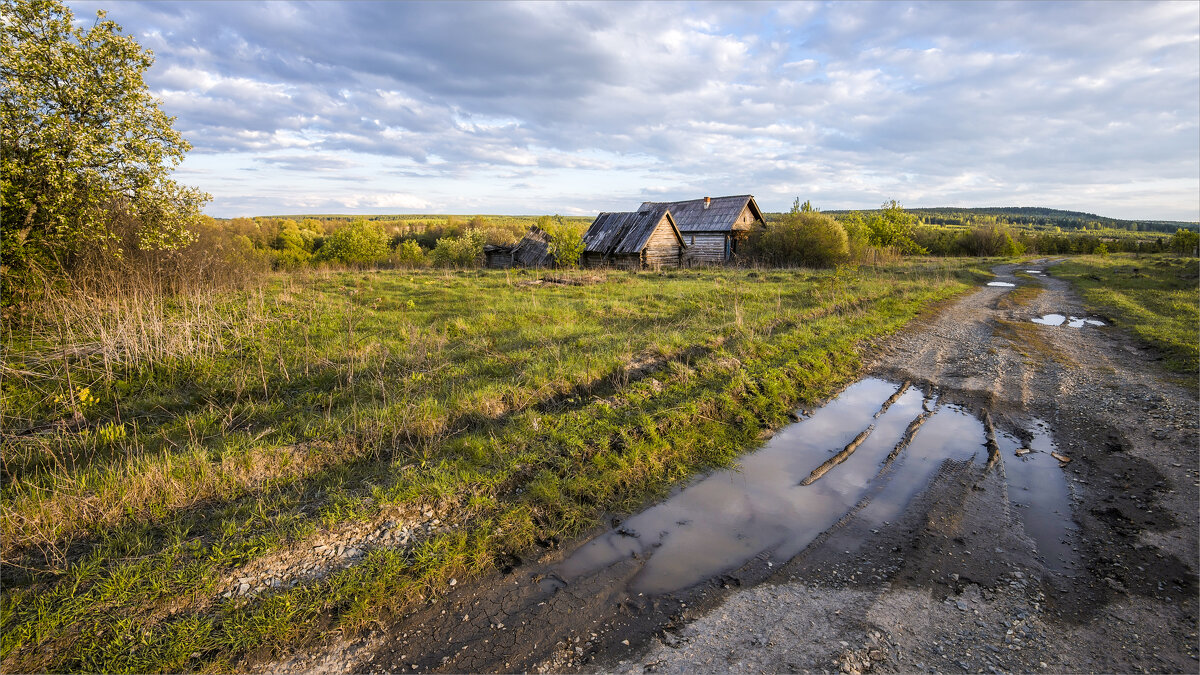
[[1051, 255, 1199, 378], [1, 262, 987, 672]]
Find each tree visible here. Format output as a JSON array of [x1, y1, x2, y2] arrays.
[[1170, 228, 1199, 256], [539, 215, 584, 268], [1, 0, 209, 302], [314, 219, 390, 266], [865, 200, 927, 254]]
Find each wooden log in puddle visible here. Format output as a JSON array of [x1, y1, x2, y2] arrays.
[[799, 425, 875, 486]]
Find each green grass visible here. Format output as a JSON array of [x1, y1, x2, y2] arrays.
[[1, 261, 989, 673], [1051, 254, 1199, 378]]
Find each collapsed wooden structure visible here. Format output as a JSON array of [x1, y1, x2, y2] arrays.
[[484, 225, 556, 268], [581, 206, 687, 270]]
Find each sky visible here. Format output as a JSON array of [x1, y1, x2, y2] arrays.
[[72, 0, 1200, 220]]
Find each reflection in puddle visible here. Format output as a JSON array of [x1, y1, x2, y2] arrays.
[[1032, 314, 1105, 327], [1025, 270, 1043, 274], [998, 421, 1078, 574], [556, 378, 1077, 594], [988, 282, 1016, 287]]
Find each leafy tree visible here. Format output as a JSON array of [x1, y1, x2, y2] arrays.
[[314, 219, 390, 266], [539, 215, 584, 268], [1, 0, 209, 302], [865, 201, 927, 254], [960, 222, 1024, 257], [1170, 228, 1199, 256]]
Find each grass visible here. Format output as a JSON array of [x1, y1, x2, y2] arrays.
[[1050, 254, 1199, 378], [0, 261, 989, 673]]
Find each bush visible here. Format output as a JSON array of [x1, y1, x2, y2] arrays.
[[752, 201, 848, 267], [391, 239, 428, 268], [314, 219, 390, 266], [540, 216, 585, 268], [430, 228, 484, 267]]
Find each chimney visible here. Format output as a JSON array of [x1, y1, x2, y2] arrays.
[[704, 196, 711, 209]]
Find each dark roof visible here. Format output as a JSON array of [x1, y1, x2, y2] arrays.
[[512, 225, 555, 267], [583, 206, 682, 256], [637, 195, 764, 233]]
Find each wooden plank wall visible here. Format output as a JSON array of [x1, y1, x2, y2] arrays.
[[643, 217, 683, 268], [682, 233, 727, 264]]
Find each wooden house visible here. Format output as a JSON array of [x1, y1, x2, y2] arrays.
[[638, 195, 765, 264], [581, 206, 686, 270]]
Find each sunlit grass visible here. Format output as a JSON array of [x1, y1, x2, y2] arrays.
[[1052, 254, 1198, 379], [1, 261, 988, 673]]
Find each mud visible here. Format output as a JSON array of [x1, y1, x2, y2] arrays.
[[268, 260, 1198, 674]]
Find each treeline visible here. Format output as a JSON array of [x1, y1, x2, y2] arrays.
[[749, 200, 1199, 268], [823, 206, 1199, 235], [211, 214, 587, 270]]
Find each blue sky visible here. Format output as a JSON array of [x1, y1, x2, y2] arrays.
[[74, 0, 1200, 220]]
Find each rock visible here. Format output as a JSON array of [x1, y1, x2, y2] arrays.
[[238, 583, 250, 595]]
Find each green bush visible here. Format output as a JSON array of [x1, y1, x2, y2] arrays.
[[752, 200, 849, 267], [391, 239, 428, 268], [430, 228, 484, 267], [540, 215, 585, 268], [313, 219, 390, 266]]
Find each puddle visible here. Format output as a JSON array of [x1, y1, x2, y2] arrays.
[[1025, 270, 1043, 274], [987, 282, 1016, 287], [1032, 314, 1105, 327], [997, 421, 1079, 574], [556, 378, 1079, 594]]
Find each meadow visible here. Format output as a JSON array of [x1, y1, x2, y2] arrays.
[[1, 261, 988, 672], [1051, 254, 1199, 379]]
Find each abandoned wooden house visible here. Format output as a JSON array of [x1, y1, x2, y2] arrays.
[[581, 206, 686, 270], [484, 225, 556, 268], [482, 245, 513, 268], [638, 195, 765, 264]]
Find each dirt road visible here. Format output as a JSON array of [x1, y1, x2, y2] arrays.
[[275, 262, 1197, 674]]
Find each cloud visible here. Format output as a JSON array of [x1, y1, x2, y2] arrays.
[[71, 0, 1200, 220]]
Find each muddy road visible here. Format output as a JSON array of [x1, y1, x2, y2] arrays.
[[274, 262, 1198, 674]]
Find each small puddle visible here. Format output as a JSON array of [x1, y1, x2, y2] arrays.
[[1025, 270, 1043, 274], [987, 282, 1016, 287], [1032, 314, 1105, 327], [555, 378, 1077, 594]]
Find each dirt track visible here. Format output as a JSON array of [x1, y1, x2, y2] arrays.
[[273, 262, 1198, 674]]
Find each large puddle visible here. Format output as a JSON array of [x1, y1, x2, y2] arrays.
[[556, 378, 1077, 594], [1031, 314, 1106, 328]]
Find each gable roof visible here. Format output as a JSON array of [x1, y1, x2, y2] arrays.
[[583, 206, 683, 256], [511, 225, 555, 267], [637, 195, 765, 233]]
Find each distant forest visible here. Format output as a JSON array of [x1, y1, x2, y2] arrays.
[[819, 206, 1198, 234]]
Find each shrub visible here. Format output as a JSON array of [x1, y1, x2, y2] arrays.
[[430, 228, 485, 267], [391, 239, 428, 268], [752, 200, 849, 267], [540, 215, 585, 268], [314, 219, 390, 266]]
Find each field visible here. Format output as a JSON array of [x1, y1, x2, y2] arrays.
[[1050, 254, 1199, 378], [1, 261, 989, 673]]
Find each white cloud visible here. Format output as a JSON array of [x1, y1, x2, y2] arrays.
[[72, 0, 1200, 220]]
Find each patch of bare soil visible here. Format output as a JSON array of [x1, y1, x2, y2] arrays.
[[264, 261, 1197, 674]]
